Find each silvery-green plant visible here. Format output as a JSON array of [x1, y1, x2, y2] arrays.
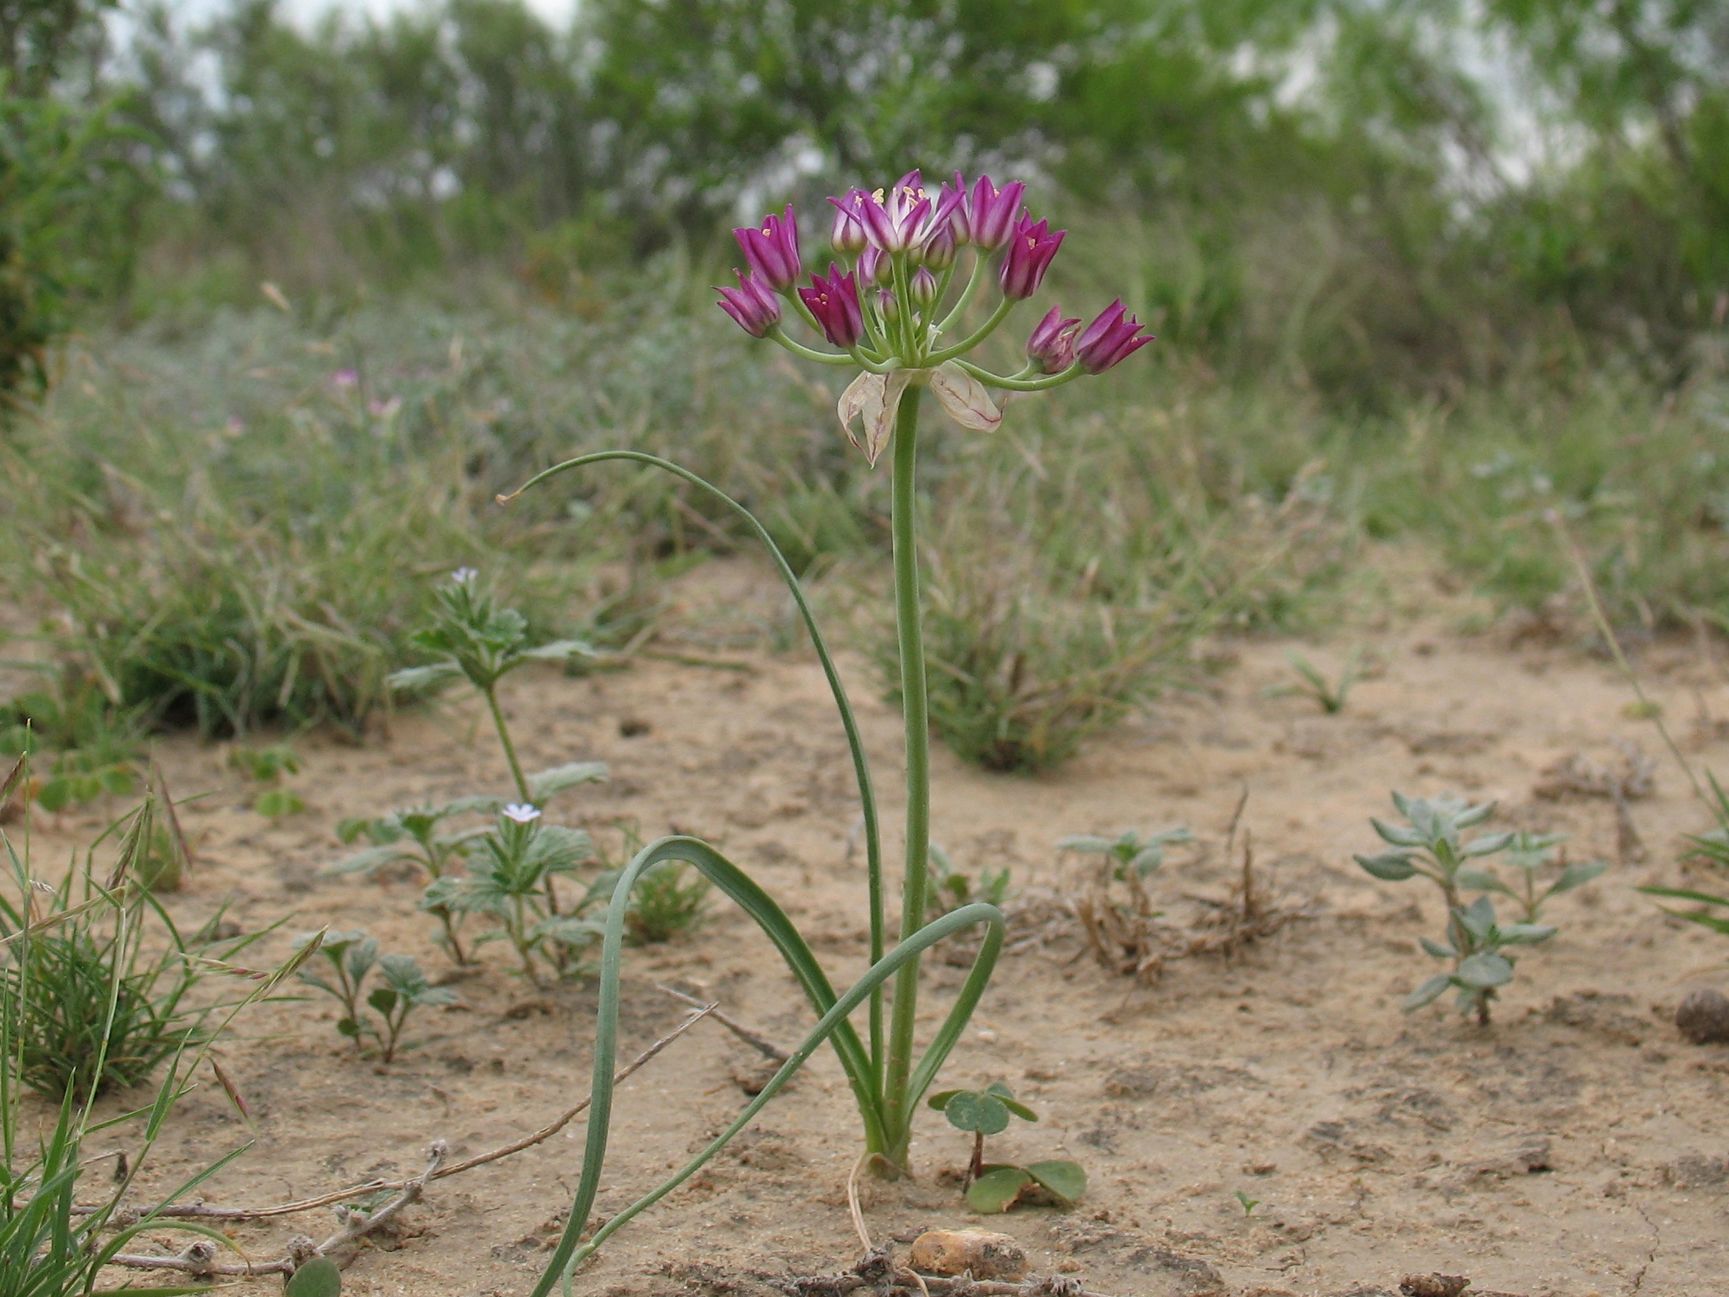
[[1355, 793, 1567, 1024], [1058, 825, 1194, 879], [293, 930, 456, 1062], [1459, 830, 1607, 925], [505, 167, 1154, 1292]]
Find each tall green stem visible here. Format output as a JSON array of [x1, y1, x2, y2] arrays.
[[484, 685, 532, 803], [881, 387, 928, 1167]]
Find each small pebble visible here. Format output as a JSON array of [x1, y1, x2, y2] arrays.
[[1675, 988, 1729, 1045], [909, 1229, 1028, 1280]]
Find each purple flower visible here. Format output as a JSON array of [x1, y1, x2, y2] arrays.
[[830, 192, 867, 254], [910, 267, 938, 306], [799, 264, 865, 347], [330, 368, 359, 390], [999, 216, 1065, 300], [1027, 307, 1081, 373], [936, 173, 972, 244], [922, 222, 958, 272], [857, 170, 933, 253], [716, 270, 782, 337], [967, 175, 1026, 251], [1076, 300, 1155, 373], [858, 245, 891, 288], [733, 205, 801, 291]]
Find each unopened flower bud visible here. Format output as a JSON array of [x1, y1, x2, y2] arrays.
[[910, 267, 938, 307]]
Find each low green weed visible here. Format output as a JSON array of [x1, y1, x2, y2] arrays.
[[1355, 793, 1601, 1024], [927, 1082, 1085, 1214], [422, 805, 600, 983], [294, 931, 456, 1062], [0, 799, 262, 1100], [1267, 649, 1363, 714], [231, 743, 305, 818], [0, 673, 141, 812], [2, 782, 307, 1294], [925, 843, 1011, 920]]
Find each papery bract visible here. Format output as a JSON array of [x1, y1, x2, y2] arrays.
[[733, 205, 801, 291], [928, 362, 1002, 432], [715, 270, 782, 337], [838, 369, 914, 466], [799, 264, 865, 347], [999, 216, 1064, 300], [1076, 299, 1155, 373]]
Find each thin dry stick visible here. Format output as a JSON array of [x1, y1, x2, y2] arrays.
[[98, 1003, 715, 1225], [109, 1144, 448, 1279], [1550, 510, 1706, 802], [786, 1273, 1115, 1297], [658, 982, 791, 1060]]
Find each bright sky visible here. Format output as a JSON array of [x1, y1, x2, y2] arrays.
[[170, 0, 577, 26]]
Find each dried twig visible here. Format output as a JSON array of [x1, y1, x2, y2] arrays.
[[99, 1002, 713, 1227], [108, 1142, 447, 1279], [783, 1269, 1114, 1296], [658, 982, 791, 1061]]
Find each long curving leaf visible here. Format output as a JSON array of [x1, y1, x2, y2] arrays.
[[529, 834, 1004, 1296], [504, 450, 887, 1070]]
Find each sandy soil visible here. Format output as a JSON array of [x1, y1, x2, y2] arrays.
[[17, 559, 1729, 1297]]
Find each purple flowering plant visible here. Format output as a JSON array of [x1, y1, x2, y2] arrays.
[[516, 170, 1151, 1291]]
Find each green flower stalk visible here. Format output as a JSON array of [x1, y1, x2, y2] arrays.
[[516, 166, 1154, 1293]]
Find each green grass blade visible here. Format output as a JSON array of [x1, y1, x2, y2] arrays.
[[531, 842, 1005, 1295], [505, 450, 888, 1075]]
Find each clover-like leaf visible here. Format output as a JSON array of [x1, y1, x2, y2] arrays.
[[286, 1257, 341, 1297], [943, 1089, 1011, 1136], [966, 1166, 1034, 1214], [1025, 1160, 1086, 1205]]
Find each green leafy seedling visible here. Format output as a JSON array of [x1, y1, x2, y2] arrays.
[[294, 931, 455, 1061], [1057, 825, 1193, 880], [1267, 648, 1363, 714], [925, 842, 1011, 920], [928, 1083, 1085, 1213], [230, 743, 306, 818], [1234, 1190, 1261, 1216]]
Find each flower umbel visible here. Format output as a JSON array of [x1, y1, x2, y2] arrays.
[[525, 160, 1159, 1294]]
